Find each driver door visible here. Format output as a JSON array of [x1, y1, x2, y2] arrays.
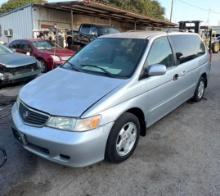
[[137, 36, 185, 126]]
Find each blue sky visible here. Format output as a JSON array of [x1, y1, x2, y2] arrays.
[[1, 0, 220, 25], [158, 0, 220, 25]]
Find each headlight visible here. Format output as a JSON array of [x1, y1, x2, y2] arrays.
[[51, 55, 61, 62], [46, 115, 101, 132]]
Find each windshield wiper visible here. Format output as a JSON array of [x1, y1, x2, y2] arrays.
[[80, 64, 114, 78], [65, 61, 81, 72]]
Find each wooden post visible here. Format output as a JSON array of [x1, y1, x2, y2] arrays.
[[134, 21, 137, 30], [71, 9, 74, 37], [109, 17, 112, 26]]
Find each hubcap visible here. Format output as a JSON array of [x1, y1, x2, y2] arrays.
[[39, 60, 46, 72], [198, 81, 205, 99], [116, 122, 137, 157]]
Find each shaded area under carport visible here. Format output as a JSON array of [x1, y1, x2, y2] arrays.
[[41, 0, 175, 30]]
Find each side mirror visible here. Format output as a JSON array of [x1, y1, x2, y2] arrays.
[[146, 64, 167, 77]]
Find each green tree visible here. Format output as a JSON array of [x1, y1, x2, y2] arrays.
[[0, 0, 47, 14], [98, 0, 165, 19]]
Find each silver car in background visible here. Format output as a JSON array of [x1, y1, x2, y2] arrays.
[[11, 31, 210, 167], [0, 44, 40, 86]]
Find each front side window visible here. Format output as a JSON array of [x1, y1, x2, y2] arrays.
[[62, 38, 148, 79], [145, 37, 175, 68]]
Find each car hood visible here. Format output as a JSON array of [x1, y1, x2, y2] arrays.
[[19, 68, 127, 117], [0, 53, 36, 68], [39, 48, 75, 56]]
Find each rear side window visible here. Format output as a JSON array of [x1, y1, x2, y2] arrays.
[[169, 35, 206, 64], [145, 36, 175, 68], [9, 40, 19, 49]]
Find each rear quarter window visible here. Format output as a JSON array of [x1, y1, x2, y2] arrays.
[[169, 35, 206, 65]]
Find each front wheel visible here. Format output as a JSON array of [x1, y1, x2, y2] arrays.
[[192, 77, 206, 102], [38, 59, 47, 73], [105, 112, 140, 163]]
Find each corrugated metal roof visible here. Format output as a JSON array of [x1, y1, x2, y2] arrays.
[[43, 0, 175, 28]]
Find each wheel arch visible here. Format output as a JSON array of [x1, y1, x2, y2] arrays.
[[201, 72, 208, 88], [125, 108, 147, 137]]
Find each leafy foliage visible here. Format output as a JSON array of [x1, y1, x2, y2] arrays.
[[0, 0, 47, 14], [98, 0, 165, 19]]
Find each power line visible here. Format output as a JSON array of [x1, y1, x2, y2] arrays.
[[177, 0, 220, 15]]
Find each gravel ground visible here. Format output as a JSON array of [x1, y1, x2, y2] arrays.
[[0, 55, 220, 196]]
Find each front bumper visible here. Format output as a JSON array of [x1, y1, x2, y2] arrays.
[[0, 70, 40, 85], [11, 104, 113, 167]]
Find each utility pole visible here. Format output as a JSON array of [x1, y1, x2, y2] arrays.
[[170, 0, 174, 22]]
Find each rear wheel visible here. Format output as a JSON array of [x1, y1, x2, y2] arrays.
[[105, 112, 140, 163], [192, 77, 206, 102]]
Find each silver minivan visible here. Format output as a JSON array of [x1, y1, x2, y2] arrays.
[[11, 32, 211, 167]]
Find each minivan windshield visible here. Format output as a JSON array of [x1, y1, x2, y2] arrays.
[[62, 38, 148, 78]]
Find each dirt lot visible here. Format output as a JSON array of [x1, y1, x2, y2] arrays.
[[0, 55, 220, 196]]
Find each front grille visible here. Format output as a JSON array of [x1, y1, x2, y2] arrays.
[[8, 63, 39, 75], [19, 102, 49, 126]]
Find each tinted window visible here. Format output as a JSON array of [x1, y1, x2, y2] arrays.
[[90, 26, 98, 36], [81, 25, 91, 34], [62, 38, 148, 78], [169, 35, 206, 64], [145, 37, 174, 68], [9, 40, 19, 49]]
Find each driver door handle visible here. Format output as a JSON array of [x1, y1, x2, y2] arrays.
[[173, 74, 179, 81]]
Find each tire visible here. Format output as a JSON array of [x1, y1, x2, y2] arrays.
[[105, 112, 140, 163], [192, 77, 206, 102], [38, 59, 47, 73]]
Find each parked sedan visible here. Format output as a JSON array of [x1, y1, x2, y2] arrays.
[[9, 39, 75, 72], [0, 44, 41, 86]]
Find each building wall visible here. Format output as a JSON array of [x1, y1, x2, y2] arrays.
[[0, 5, 145, 44], [71, 14, 135, 31], [33, 6, 138, 32], [32, 6, 72, 32], [0, 5, 33, 43]]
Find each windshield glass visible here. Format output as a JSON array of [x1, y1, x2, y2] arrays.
[[33, 41, 55, 50], [0, 44, 13, 55], [62, 38, 148, 79], [98, 27, 120, 35]]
